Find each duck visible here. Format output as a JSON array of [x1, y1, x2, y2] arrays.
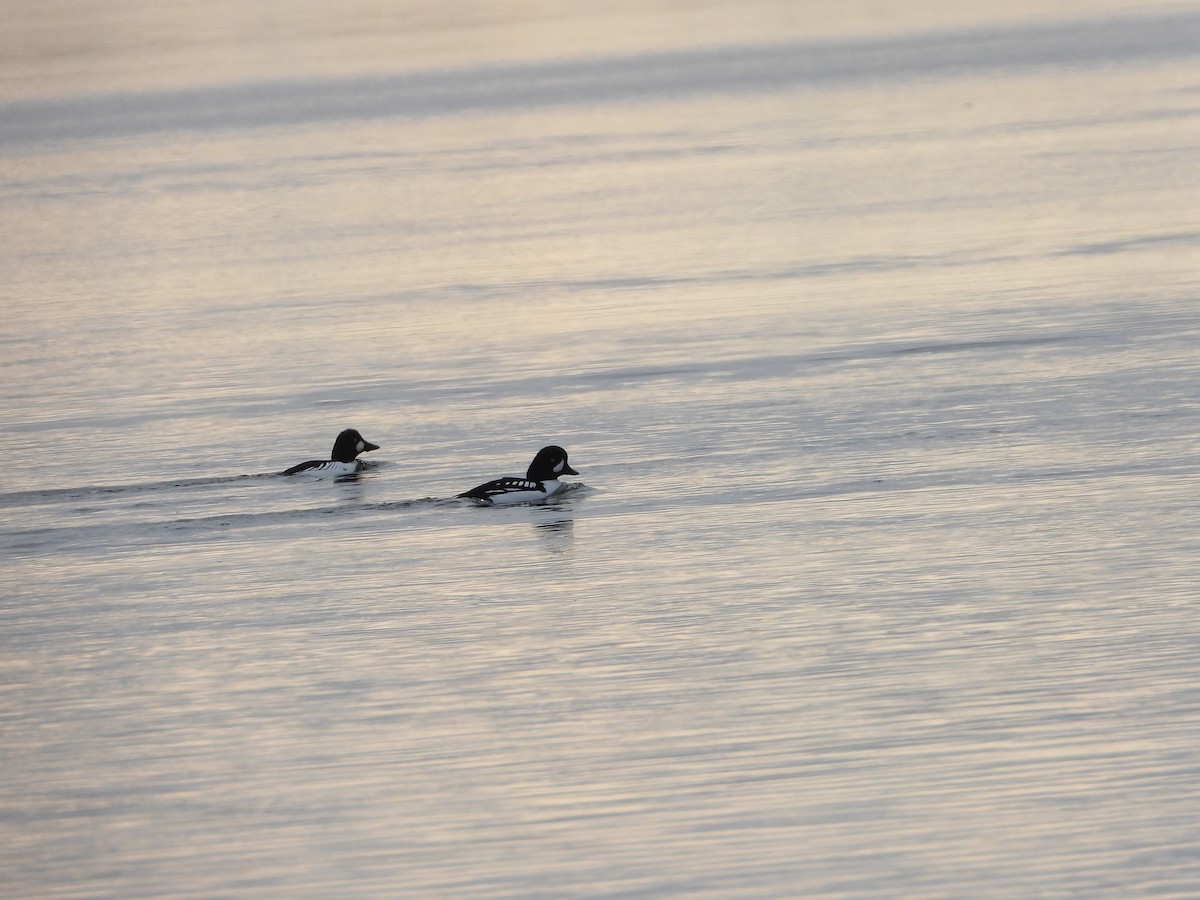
[[458, 445, 578, 505], [281, 428, 379, 477]]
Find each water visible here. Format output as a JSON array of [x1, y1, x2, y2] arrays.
[[3, 2, 1200, 896]]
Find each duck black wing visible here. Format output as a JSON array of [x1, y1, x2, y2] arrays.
[[282, 459, 324, 475], [458, 477, 542, 502]]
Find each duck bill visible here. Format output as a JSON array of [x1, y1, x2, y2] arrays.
[[562, 464, 579, 476], [362, 441, 380, 453]]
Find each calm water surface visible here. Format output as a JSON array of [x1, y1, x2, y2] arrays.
[[2, 2, 1199, 896]]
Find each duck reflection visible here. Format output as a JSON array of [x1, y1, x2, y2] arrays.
[[534, 510, 574, 554]]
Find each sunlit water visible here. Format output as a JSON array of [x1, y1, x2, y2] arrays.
[[3, 2, 1200, 896]]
